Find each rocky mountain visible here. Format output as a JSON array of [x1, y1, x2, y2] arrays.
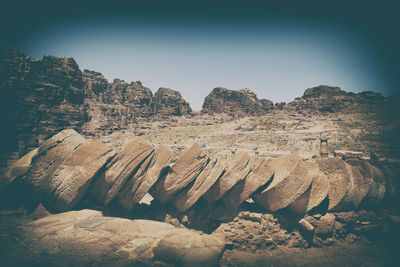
[[152, 87, 192, 116], [0, 49, 193, 171], [202, 87, 274, 116], [284, 85, 386, 115], [0, 49, 89, 171]]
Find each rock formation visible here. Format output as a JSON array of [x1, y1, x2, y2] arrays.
[[284, 85, 386, 115], [1, 129, 397, 218], [201, 87, 274, 116], [0, 49, 194, 173], [152, 87, 192, 116], [0, 49, 89, 173], [0, 209, 225, 266]]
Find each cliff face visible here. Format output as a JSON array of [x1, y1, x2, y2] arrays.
[[202, 87, 274, 116], [0, 49, 89, 169]]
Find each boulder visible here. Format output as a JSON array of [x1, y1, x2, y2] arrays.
[[204, 151, 252, 203], [0, 148, 38, 190], [254, 154, 313, 212], [222, 158, 274, 208], [345, 158, 382, 207], [153, 143, 209, 204], [23, 129, 86, 200], [173, 156, 224, 212], [90, 137, 154, 205], [50, 139, 114, 211], [118, 145, 173, 210], [288, 162, 330, 214], [317, 158, 351, 211], [338, 163, 369, 210], [2, 209, 225, 266]]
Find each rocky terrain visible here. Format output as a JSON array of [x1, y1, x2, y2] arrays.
[[1, 49, 400, 266]]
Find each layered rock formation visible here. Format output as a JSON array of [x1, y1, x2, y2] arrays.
[[201, 87, 274, 116], [1, 129, 397, 218]]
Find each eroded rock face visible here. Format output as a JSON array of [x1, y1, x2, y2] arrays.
[[0, 49, 89, 170], [202, 87, 274, 116], [152, 87, 192, 116], [1, 209, 225, 267]]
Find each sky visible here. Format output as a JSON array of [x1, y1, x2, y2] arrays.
[[1, 0, 399, 110]]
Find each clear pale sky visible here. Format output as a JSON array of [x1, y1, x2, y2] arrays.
[[2, 1, 399, 110]]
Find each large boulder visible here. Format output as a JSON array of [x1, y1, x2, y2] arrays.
[[204, 152, 252, 203], [153, 144, 210, 204], [22, 129, 86, 204], [287, 162, 330, 214], [173, 156, 225, 212], [90, 137, 154, 205], [317, 158, 352, 211], [50, 139, 114, 211], [118, 145, 173, 210], [2, 209, 225, 266], [222, 158, 274, 208], [254, 154, 313, 212]]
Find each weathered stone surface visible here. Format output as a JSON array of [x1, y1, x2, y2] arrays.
[[222, 158, 274, 208], [254, 154, 313, 212], [153, 143, 209, 204], [338, 163, 369, 210], [118, 145, 173, 210], [29, 203, 51, 220], [204, 151, 252, 203], [90, 137, 154, 205], [317, 158, 351, 211], [1, 209, 225, 266], [202, 87, 274, 116], [314, 213, 336, 238], [0, 148, 38, 190], [0, 49, 89, 170], [287, 162, 330, 214], [51, 139, 114, 211], [173, 156, 224, 212], [23, 129, 86, 200], [152, 87, 192, 116], [345, 158, 377, 206]]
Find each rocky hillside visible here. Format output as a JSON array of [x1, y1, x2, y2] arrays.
[[202, 87, 274, 116], [0, 49, 193, 170], [0, 49, 89, 170], [284, 85, 387, 115]]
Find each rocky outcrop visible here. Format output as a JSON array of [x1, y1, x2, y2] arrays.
[[0, 209, 225, 266], [152, 87, 192, 116], [202, 87, 274, 116], [285, 85, 386, 115], [0, 49, 89, 172], [2, 129, 398, 219]]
